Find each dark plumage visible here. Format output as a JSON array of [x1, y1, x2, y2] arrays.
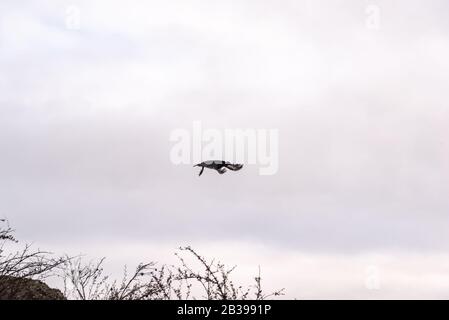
[[194, 160, 244, 176]]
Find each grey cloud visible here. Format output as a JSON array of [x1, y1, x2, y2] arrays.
[[1, 0, 449, 298]]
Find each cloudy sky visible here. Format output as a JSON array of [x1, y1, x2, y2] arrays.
[[1, 0, 449, 299]]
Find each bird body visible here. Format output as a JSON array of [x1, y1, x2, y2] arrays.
[[194, 160, 243, 176]]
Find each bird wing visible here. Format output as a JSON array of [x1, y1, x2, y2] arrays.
[[198, 167, 205, 176], [225, 164, 243, 171]]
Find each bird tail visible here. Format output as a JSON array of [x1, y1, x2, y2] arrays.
[[225, 163, 243, 171]]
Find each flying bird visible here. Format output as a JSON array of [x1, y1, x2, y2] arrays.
[[194, 160, 244, 176]]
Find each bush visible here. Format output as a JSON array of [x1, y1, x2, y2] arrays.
[[1, 219, 284, 300]]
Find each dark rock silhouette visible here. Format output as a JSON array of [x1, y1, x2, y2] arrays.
[[0, 276, 66, 300]]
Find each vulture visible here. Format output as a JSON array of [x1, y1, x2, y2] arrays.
[[194, 160, 244, 176]]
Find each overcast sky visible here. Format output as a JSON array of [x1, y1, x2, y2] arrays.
[[1, 0, 449, 299]]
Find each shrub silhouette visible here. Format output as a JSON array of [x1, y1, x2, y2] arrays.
[[1, 219, 284, 300]]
